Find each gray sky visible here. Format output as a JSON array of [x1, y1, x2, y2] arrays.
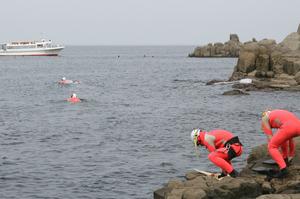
[[1, 0, 300, 45]]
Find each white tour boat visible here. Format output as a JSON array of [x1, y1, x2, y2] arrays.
[[0, 39, 64, 56]]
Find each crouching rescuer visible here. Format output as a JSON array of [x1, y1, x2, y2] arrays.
[[191, 129, 243, 178]]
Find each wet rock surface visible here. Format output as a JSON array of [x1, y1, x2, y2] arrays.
[[153, 138, 300, 199], [222, 89, 250, 95]]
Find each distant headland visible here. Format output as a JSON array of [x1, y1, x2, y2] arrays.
[[189, 34, 243, 58]]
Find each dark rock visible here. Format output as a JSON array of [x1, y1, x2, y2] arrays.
[[230, 34, 239, 42], [298, 24, 300, 34], [255, 71, 265, 78], [222, 89, 250, 95], [232, 83, 258, 91], [206, 79, 227, 85]]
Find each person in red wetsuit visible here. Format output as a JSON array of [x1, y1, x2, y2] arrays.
[[191, 129, 243, 178], [261, 109, 300, 178], [67, 93, 81, 103], [59, 77, 80, 85], [59, 77, 73, 84]]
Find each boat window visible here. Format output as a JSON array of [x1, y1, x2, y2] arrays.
[[37, 44, 43, 47]]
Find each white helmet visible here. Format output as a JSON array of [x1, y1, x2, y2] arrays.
[[262, 110, 271, 118], [62, 77, 66, 81], [191, 129, 201, 146], [71, 93, 77, 98]]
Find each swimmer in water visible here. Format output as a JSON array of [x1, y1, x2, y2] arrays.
[[58, 77, 80, 85], [67, 93, 81, 103], [59, 77, 73, 84]]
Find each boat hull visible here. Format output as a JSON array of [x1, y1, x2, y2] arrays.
[[0, 47, 64, 56]]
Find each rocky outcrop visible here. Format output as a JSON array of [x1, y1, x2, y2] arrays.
[[222, 89, 250, 95], [189, 34, 242, 57], [229, 24, 300, 91], [153, 138, 300, 199]]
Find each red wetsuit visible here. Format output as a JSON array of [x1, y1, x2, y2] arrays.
[[197, 129, 243, 174], [67, 97, 81, 103], [263, 110, 300, 169], [59, 80, 73, 84], [262, 110, 296, 160]]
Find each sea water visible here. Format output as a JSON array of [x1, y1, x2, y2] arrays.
[[0, 46, 299, 199]]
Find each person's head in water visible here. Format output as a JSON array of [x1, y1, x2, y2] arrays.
[[71, 93, 77, 98], [62, 77, 66, 81]]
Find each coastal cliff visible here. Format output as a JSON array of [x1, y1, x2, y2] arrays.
[[153, 138, 300, 199], [229, 24, 300, 91]]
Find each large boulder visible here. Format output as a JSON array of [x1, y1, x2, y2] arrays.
[[235, 42, 260, 73], [258, 39, 276, 51], [282, 58, 300, 75], [236, 51, 257, 73], [280, 32, 300, 51], [230, 34, 239, 42], [256, 54, 270, 72]]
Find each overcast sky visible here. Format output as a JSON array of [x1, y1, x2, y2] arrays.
[[1, 0, 299, 45]]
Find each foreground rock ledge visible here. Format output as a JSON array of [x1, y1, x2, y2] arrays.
[[153, 138, 300, 199]]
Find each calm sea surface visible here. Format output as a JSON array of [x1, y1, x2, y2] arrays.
[[0, 46, 299, 199]]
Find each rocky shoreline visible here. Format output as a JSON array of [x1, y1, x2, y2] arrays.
[[192, 24, 300, 94], [153, 138, 300, 199], [227, 24, 300, 93]]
